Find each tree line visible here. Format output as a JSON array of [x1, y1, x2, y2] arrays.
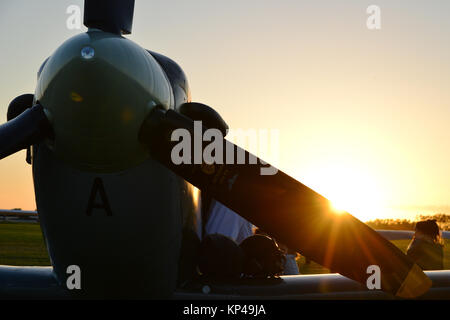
[[366, 214, 450, 231]]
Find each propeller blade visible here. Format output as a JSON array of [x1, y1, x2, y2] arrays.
[[0, 104, 52, 160], [178, 102, 229, 137], [7, 94, 34, 121], [140, 108, 432, 298]]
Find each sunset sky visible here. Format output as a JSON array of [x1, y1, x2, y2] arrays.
[[0, 0, 449, 221]]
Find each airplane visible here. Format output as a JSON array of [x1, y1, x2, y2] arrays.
[[0, 209, 38, 217], [0, 0, 449, 299], [0, 209, 38, 222]]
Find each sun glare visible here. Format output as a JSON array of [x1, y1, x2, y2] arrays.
[[299, 163, 386, 222]]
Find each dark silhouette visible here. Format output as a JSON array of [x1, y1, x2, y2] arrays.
[[240, 235, 285, 278], [198, 234, 244, 280], [254, 227, 299, 275], [407, 219, 444, 270]]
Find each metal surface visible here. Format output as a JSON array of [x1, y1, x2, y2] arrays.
[[35, 30, 172, 173], [1, 266, 448, 300], [27, 29, 197, 298]]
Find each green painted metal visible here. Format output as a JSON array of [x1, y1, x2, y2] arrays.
[[35, 30, 173, 172]]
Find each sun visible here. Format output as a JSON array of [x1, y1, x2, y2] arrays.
[[327, 182, 384, 221], [298, 163, 386, 222]]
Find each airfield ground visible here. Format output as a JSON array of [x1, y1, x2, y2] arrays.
[[0, 222, 50, 266], [0, 222, 449, 271]]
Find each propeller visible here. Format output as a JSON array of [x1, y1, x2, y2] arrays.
[[139, 105, 432, 298], [0, 104, 52, 160], [7, 94, 34, 121], [84, 0, 135, 35], [178, 102, 229, 137]]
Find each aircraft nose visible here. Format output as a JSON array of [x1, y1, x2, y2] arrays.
[[34, 31, 173, 172]]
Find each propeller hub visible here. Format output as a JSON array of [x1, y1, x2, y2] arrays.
[[35, 31, 173, 172]]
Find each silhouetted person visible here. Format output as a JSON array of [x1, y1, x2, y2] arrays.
[[254, 228, 299, 275], [407, 219, 444, 270], [240, 234, 285, 278], [198, 234, 244, 280]]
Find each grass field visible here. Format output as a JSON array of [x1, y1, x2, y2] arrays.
[[0, 222, 50, 266], [0, 222, 449, 273]]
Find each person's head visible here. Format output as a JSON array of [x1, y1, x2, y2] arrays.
[[198, 234, 244, 280], [239, 234, 286, 278], [414, 219, 442, 243]]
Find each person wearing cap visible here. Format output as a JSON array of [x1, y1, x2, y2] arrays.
[[406, 219, 444, 270]]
